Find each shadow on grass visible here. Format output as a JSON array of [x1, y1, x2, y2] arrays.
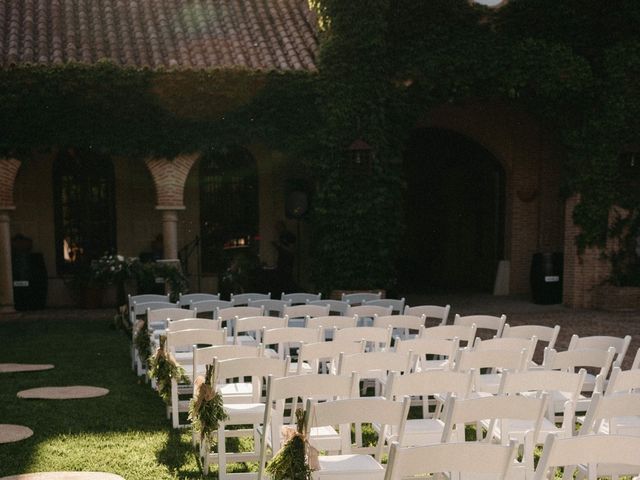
[[157, 428, 204, 479]]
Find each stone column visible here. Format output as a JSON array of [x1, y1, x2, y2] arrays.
[[0, 210, 15, 312], [159, 208, 181, 260]]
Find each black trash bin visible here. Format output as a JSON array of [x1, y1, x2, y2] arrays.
[[530, 252, 563, 305], [12, 252, 48, 310]]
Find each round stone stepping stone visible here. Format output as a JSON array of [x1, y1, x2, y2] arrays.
[[0, 425, 33, 444], [17, 386, 109, 400], [0, 364, 54, 373], [0, 473, 125, 480]]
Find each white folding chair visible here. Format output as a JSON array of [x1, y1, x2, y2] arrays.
[[454, 347, 528, 395], [280, 292, 322, 304], [454, 313, 506, 338], [606, 365, 640, 396], [295, 339, 365, 375], [333, 326, 393, 353], [403, 304, 450, 326], [232, 315, 286, 345], [341, 291, 383, 305], [346, 305, 393, 327], [568, 334, 632, 371], [230, 292, 271, 306], [248, 299, 291, 317], [178, 292, 219, 307], [579, 390, 640, 437], [502, 323, 560, 367], [395, 336, 460, 371], [304, 396, 411, 480], [261, 326, 322, 373], [363, 298, 406, 315], [166, 328, 228, 428], [217, 306, 264, 336], [130, 300, 178, 375], [189, 299, 232, 318], [384, 440, 519, 480], [422, 323, 478, 348], [307, 299, 350, 316], [128, 293, 170, 325], [373, 314, 426, 341], [337, 351, 416, 396], [202, 356, 287, 477], [474, 336, 539, 370], [305, 315, 358, 340], [257, 372, 360, 480], [441, 394, 547, 479], [533, 434, 640, 480], [383, 370, 473, 446], [283, 304, 330, 327]]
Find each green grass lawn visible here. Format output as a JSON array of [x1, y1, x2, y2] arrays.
[[0, 314, 204, 479]]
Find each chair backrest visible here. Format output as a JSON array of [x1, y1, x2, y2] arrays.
[[230, 292, 271, 306], [544, 347, 616, 377], [217, 306, 264, 333], [129, 294, 170, 309], [132, 301, 176, 318], [474, 336, 538, 366], [305, 315, 358, 331], [337, 351, 416, 378], [166, 328, 228, 356], [192, 343, 262, 380], [280, 292, 322, 304], [333, 326, 393, 352], [606, 366, 640, 395], [215, 356, 287, 401], [340, 291, 383, 305], [261, 327, 323, 360], [296, 339, 365, 374], [304, 396, 411, 460], [441, 393, 548, 444], [533, 434, 640, 480], [307, 299, 350, 316], [146, 307, 195, 332], [403, 304, 450, 326], [395, 336, 460, 370], [233, 316, 286, 344], [373, 314, 426, 333], [568, 334, 632, 367], [345, 305, 393, 321], [178, 293, 219, 306], [247, 299, 291, 317], [166, 318, 220, 332], [363, 297, 406, 314], [632, 348, 640, 369], [454, 313, 506, 337], [422, 323, 477, 346], [454, 348, 528, 393], [188, 299, 232, 318], [260, 372, 359, 461], [502, 323, 560, 350], [385, 370, 473, 400], [579, 391, 640, 436], [384, 440, 518, 480], [282, 304, 330, 320]]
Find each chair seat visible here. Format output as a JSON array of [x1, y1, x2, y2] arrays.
[[317, 453, 384, 476], [416, 359, 449, 371], [308, 425, 342, 451], [597, 416, 640, 435], [487, 417, 563, 443], [218, 382, 253, 403], [224, 402, 266, 423], [475, 373, 503, 394]]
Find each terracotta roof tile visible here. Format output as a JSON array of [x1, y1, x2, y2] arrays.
[[0, 0, 318, 71]]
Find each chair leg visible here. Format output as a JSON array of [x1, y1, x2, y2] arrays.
[[218, 423, 227, 480]]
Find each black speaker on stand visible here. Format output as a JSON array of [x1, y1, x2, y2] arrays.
[[285, 188, 309, 285]]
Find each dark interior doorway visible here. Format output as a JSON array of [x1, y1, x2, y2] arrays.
[[398, 128, 505, 293]]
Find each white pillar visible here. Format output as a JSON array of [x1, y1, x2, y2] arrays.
[[0, 210, 15, 312], [160, 209, 179, 260]]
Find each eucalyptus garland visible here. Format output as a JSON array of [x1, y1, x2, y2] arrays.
[[266, 408, 316, 480], [147, 335, 188, 404], [133, 318, 152, 363], [188, 363, 228, 442]]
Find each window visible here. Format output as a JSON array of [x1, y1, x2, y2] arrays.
[[199, 147, 259, 273], [53, 148, 116, 274]]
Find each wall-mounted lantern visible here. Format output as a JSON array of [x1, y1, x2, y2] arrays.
[[346, 138, 373, 175]]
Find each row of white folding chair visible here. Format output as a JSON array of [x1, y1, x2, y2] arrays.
[[384, 435, 640, 480]]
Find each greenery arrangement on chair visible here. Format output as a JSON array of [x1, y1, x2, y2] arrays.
[[147, 335, 188, 404], [188, 364, 228, 442], [133, 318, 152, 366], [266, 408, 317, 480]]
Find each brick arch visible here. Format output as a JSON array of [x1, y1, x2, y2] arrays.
[[0, 157, 22, 209], [145, 153, 200, 209]]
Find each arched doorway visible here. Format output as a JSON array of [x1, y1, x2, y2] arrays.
[[399, 128, 505, 293]]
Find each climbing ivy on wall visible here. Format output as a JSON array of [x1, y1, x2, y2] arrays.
[[2, 0, 640, 289]]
